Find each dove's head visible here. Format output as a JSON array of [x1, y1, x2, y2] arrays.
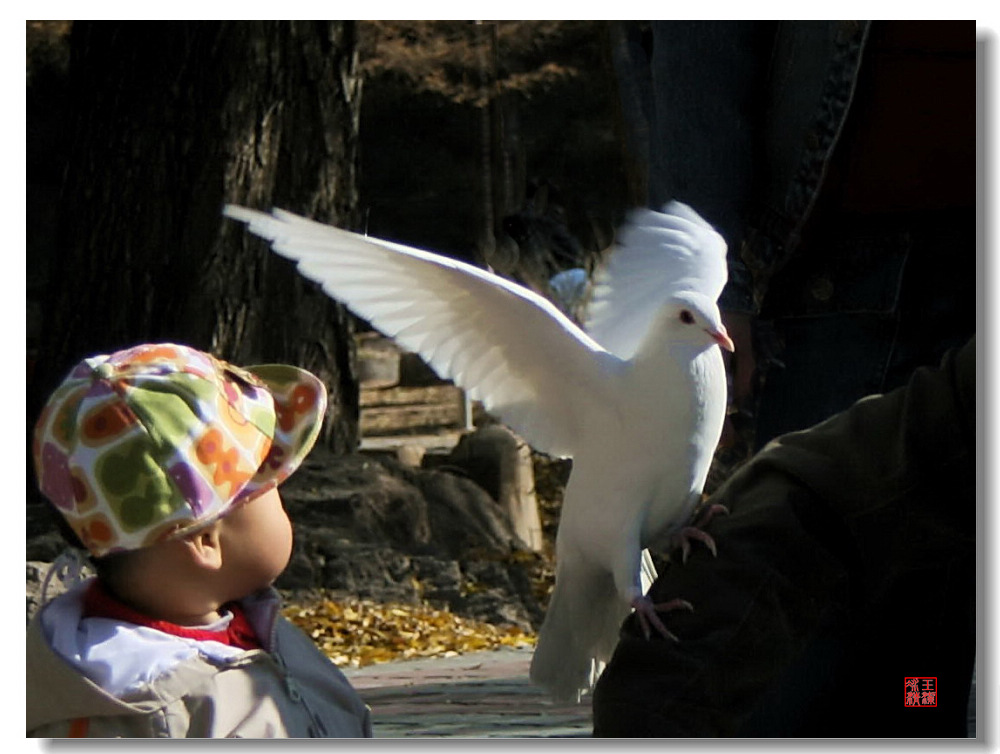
[[666, 292, 735, 353]]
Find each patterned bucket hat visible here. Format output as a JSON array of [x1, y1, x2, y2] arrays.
[[32, 343, 327, 557]]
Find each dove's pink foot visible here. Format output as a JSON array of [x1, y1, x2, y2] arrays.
[[631, 594, 694, 641], [672, 504, 729, 563], [693, 503, 729, 529]]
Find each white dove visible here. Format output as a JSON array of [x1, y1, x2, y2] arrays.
[[224, 201, 733, 702]]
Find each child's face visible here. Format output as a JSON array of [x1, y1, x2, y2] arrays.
[[217, 487, 294, 598]]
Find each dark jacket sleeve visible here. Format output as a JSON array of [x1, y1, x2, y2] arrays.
[[593, 337, 976, 737]]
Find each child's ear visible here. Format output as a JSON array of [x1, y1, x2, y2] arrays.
[[182, 524, 224, 571]]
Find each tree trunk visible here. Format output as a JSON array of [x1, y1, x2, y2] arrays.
[[28, 21, 362, 458]]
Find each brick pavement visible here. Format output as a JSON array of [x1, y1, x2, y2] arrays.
[[341, 647, 592, 738], [343, 647, 979, 739]]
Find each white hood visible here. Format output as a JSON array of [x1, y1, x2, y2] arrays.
[[40, 578, 250, 698]]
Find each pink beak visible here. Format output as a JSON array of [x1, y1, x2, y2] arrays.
[[709, 325, 735, 352]]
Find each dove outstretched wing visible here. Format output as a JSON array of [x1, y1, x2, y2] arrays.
[[225, 205, 623, 458]]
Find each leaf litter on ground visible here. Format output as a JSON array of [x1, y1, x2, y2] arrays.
[[283, 596, 537, 668]]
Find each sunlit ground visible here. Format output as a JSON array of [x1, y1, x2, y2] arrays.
[[283, 596, 536, 668]]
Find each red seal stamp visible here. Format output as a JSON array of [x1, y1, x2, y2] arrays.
[[904, 677, 938, 707]]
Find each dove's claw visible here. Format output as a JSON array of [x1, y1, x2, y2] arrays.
[[654, 597, 695, 613], [631, 595, 694, 641], [673, 526, 718, 563], [670, 504, 728, 562], [694, 503, 729, 529]]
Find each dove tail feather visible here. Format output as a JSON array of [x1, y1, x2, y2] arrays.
[[529, 566, 627, 702]]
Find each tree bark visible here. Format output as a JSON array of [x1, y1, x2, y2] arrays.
[[29, 20, 362, 455]]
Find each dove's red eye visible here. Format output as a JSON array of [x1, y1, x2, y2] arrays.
[[679, 310, 695, 325]]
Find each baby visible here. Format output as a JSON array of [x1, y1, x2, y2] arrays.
[[27, 343, 372, 738]]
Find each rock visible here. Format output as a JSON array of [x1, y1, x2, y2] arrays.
[[26, 531, 68, 563], [26, 559, 92, 625], [412, 555, 464, 604], [319, 544, 420, 603], [415, 468, 524, 559], [26, 561, 51, 624], [457, 592, 534, 631], [282, 448, 526, 561], [281, 452, 434, 553], [356, 332, 401, 388], [278, 552, 317, 590], [398, 351, 443, 387], [463, 559, 516, 593], [447, 425, 545, 552], [395, 443, 426, 468]]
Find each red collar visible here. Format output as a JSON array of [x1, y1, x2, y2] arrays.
[[82, 580, 262, 651]]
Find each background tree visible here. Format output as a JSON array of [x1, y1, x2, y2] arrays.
[[27, 20, 363, 467], [355, 21, 634, 293]]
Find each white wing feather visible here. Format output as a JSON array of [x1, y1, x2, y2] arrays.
[[585, 201, 728, 360], [225, 205, 624, 457]]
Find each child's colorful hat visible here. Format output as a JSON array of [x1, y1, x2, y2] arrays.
[[32, 343, 327, 557]]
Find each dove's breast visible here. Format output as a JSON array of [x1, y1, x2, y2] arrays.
[[629, 344, 728, 541]]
